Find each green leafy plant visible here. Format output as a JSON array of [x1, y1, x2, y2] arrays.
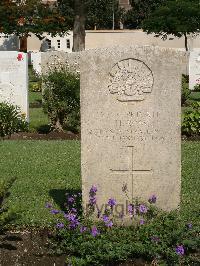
[[0, 177, 16, 231], [182, 102, 200, 136], [42, 67, 80, 133], [194, 84, 200, 92], [181, 75, 191, 106], [47, 186, 200, 266], [29, 82, 42, 92], [0, 102, 28, 138]]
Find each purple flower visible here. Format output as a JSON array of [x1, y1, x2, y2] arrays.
[[89, 196, 97, 205], [187, 223, 192, 229], [106, 221, 113, 228], [148, 194, 157, 204], [139, 204, 148, 214], [91, 226, 100, 237], [139, 219, 145, 225], [90, 185, 97, 194], [68, 196, 75, 204], [151, 236, 160, 243], [71, 208, 77, 213], [108, 198, 117, 207], [103, 215, 110, 223], [45, 202, 53, 209], [69, 219, 80, 229], [50, 209, 60, 215], [128, 204, 136, 216], [56, 223, 64, 229], [80, 226, 87, 233], [65, 213, 79, 229], [65, 213, 77, 222], [175, 245, 185, 256]]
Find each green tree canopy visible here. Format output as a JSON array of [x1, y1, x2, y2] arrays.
[[142, 0, 200, 50], [0, 0, 70, 37], [124, 0, 165, 28]]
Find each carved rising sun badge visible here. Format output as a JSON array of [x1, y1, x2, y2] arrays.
[[108, 59, 154, 102]]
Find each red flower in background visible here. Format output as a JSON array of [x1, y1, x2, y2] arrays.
[[17, 53, 23, 61]]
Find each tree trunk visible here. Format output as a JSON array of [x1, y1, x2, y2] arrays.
[[73, 0, 86, 52], [19, 36, 27, 52], [184, 33, 188, 51]]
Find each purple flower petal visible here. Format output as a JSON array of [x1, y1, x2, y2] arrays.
[[148, 194, 157, 204], [187, 223, 192, 229], [106, 221, 113, 228], [45, 202, 53, 209], [175, 245, 185, 256], [108, 198, 117, 207], [50, 209, 60, 215], [90, 185, 97, 194], [56, 223, 64, 229], [139, 219, 145, 225], [91, 226, 100, 237], [139, 204, 148, 214], [80, 226, 87, 233]]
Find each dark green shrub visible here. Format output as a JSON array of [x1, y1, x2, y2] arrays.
[[182, 102, 200, 136], [0, 102, 28, 138], [42, 68, 80, 133], [181, 75, 191, 106]]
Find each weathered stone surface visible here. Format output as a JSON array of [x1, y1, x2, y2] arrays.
[[189, 49, 200, 90], [81, 46, 187, 215], [0, 52, 28, 117], [31, 52, 42, 75], [41, 51, 80, 75]]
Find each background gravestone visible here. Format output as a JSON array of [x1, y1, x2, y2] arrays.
[[189, 49, 200, 90], [81, 46, 187, 214], [41, 51, 80, 75], [31, 52, 42, 75], [0, 52, 28, 118]]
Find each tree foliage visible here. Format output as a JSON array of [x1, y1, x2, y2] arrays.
[[124, 0, 165, 28], [142, 0, 200, 50], [86, 0, 122, 30], [0, 0, 70, 37]]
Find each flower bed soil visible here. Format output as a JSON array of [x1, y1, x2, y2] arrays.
[[0, 230, 149, 266], [3, 131, 80, 141], [0, 230, 66, 266]]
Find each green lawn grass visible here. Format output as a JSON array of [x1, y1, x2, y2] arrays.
[[29, 91, 42, 104], [0, 140, 80, 227], [181, 141, 200, 223], [29, 108, 49, 132], [0, 140, 199, 227]]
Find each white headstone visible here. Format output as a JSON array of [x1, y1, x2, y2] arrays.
[[81, 46, 187, 216], [0, 52, 28, 118], [189, 49, 200, 90], [31, 52, 42, 75]]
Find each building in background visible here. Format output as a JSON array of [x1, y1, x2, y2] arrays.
[[119, 0, 132, 11], [0, 34, 19, 51], [27, 32, 73, 53]]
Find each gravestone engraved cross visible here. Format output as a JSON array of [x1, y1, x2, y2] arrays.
[[110, 146, 153, 200]]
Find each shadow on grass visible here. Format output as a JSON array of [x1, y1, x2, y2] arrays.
[[37, 124, 51, 134], [49, 189, 82, 212]]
